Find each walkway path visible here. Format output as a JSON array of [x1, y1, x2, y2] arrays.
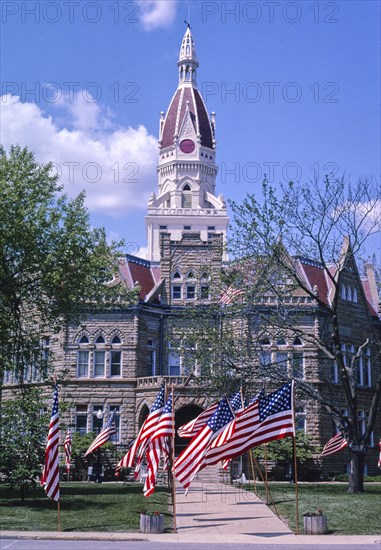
[[2, 481, 379, 545]]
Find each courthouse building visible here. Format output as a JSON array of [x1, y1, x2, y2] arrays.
[[4, 28, 380, 476]]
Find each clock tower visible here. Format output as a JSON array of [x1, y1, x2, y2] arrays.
[[145, 26, 229, 264]]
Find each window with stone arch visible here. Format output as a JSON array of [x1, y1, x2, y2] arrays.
[[182, 184, 192, 208], [94, 334, 106, 378], [77, 334, 90, 378], [171, 270, 183, 301], [200, 269, 210, 300], [110, 334, 122, 377], [185, 270, 196, 301]]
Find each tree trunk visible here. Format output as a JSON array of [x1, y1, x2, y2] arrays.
[[348, 451, 365, 493]]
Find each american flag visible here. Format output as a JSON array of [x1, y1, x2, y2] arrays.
[[64, 430, 71, 473], [321, 431, 348, 457], [84, 411, 116, 457], [115, 438, 136, 477], [144, 393, 173, 497], [126, 385, 166, 468], [220, 286, 245, 305], [178, 391, 243, 439], [173, 397, 236, 490], [205, 382, 295, 467], [41, 384, 60, 502]]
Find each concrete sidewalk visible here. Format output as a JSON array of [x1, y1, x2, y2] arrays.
[[2, 481, 380, 545]]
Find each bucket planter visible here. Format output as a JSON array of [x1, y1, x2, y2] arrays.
[[139, 512, 165, 534], [303, 512, 328, 534]]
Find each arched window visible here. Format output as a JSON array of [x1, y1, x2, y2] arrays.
[[346, 285, 352, 301], [276, 338, 287, 346], [293, 337, 303, 346], [94, 335, 105, 377], [352, 287, 358, 303], [110, 336, 122, 377], [77, 336, 90, 377], [182, 184, 192, 208], [260, 337, 271, 346], [341, 285, 346, 300]]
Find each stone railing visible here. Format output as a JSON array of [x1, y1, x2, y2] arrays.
[[136, 375, 191, 388], [146, 207, 227, 217]]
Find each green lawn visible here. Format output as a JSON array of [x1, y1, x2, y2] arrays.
[[0, 483, 171, 532], [249, 482, 381, 535]]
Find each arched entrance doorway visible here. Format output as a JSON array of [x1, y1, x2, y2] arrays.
[[175, 404, 203, 455]]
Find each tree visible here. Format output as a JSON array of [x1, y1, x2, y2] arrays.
[[228, 176, 381, 493], [0, 145, 137, 385], [175, 176, 380, 494], [0, 387, 48, 500]]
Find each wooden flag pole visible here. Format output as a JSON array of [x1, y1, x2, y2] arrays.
[[248, 451, 257, 495], [171, 384, 177, 533], [264, 443, 270, 505], [292, 381, 300, 535], [293, 435, 299, 535], [252, 454, 279, 519], [57, 500, 61, 531], [55, 375, 61, 532]]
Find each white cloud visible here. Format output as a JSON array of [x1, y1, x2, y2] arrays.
[[138, 0, 178, 31], [0, 94, 158, 216]]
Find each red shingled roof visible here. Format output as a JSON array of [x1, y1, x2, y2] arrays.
[[299, 261, 330, 304], [161, 86, 213, 149]]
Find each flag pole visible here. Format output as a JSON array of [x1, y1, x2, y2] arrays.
[[264, 443, 269, 505], [248, 451, 257, 495], [55, 375, 61, 532], [292, 380, 299, 535], [171, 384, 177, 533], [253, 454, 279, 518]]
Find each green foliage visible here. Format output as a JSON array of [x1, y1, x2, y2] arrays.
[[252, 433, 320, 481], [0, 388, 49, 497], [253, 432, 317, 465], [0, 145, 137, 382]]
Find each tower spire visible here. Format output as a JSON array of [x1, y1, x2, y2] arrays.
[[178, 25, 199, 86]]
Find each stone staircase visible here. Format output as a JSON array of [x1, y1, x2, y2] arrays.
[[194, 465, 225, 484]]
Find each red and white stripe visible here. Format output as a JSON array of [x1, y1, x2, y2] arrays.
[[64, 430, 71, 473], [204, 396, 294, 467], [41, 384, 60, 502], [177, 402, 219, 439], [220, 287, 245, 305], [144, 394, 174, 497], [84, 413, 116, 457], [321, 432, 348, 457]]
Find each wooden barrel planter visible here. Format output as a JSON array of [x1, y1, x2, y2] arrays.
[[139, 513, 165, 534], [303, 514, 328, 534]]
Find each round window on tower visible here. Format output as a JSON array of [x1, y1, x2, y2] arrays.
[[180, 139, 195, 154]]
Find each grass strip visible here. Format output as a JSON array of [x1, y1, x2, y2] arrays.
[[0, 482, 171, 532], [248, 482, 380, 535]]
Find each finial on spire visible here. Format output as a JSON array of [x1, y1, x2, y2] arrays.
[[178, 25, 199, 86]]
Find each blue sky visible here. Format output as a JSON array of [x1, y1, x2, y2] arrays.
[[1, 0, 380, 258]]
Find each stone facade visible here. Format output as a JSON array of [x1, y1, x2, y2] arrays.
[[2, 27, 380, 478]]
